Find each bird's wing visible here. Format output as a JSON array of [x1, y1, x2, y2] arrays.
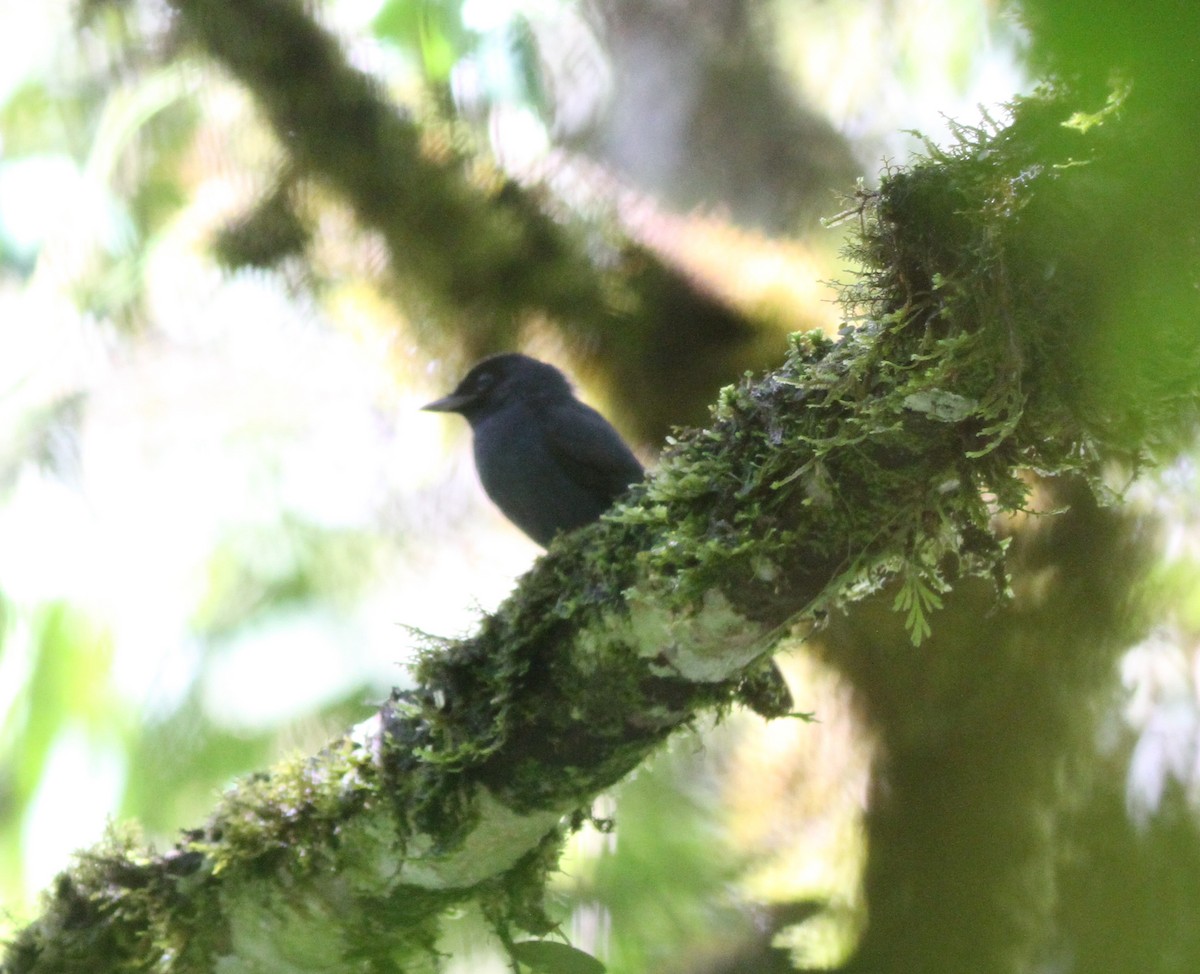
[[540, 399, 644, 500]]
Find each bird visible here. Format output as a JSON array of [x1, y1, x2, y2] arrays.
[[423, 353, 645, 546]]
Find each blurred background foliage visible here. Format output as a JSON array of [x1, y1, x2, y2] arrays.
[[2, 1, 1200, 972]]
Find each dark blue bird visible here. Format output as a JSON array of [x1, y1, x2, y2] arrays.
[[423, 354, 644, 546]]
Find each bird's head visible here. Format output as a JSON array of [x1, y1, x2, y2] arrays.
[[422, 353, 573, 422]]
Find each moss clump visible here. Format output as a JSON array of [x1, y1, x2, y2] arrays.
[[612, 85, 1198, 647]]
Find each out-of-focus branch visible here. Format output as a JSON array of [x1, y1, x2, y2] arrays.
[[169, 0, 601, 327], [163, 0, 823, 440]]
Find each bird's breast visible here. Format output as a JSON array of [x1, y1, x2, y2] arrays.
[[471, 405, 611, 545]]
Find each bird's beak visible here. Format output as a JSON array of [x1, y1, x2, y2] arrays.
[[421, 392, 473, 413]]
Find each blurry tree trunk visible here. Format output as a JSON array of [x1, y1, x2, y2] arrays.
[[566, 0, 860, 232], [822, 481, 1152, 974]]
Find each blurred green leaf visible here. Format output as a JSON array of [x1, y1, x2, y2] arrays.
[[373, 0, 470, 82], [512, 940, 606, 974], [0, 602, 122, 904]]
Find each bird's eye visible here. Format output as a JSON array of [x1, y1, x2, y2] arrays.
[[474, 372, 496, 392]]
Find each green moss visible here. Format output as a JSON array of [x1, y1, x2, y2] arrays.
[[200, 740, 379, 876], [593, 85, 1196, 648]]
